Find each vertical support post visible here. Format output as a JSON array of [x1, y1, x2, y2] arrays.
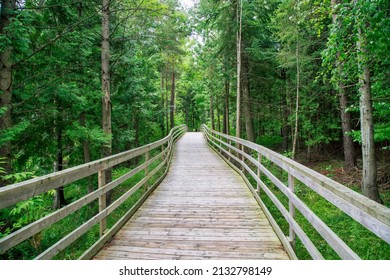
[[167, 136, 172, 166], [240, 144, 245, 172], [98, 170, 107, 237], [228, 139, 231, 162], [288, 174, 296, 250], [257, 152, 262, 195], [219, 134, 222, 155], [144, 151, 149, 192]]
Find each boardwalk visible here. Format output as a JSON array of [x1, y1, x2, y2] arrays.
[[93, 132, 289, 260]]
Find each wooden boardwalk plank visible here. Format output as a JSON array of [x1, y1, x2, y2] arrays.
[[93, 132, 289, 260]]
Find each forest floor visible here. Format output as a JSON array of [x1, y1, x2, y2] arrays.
[[298, 154, 390, 207]]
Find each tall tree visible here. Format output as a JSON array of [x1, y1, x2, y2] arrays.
[[170, 67, 175, 129], [331, 0, 356, 169], [241, 53, 254, 142], [223, 78, 230, 135], [101, 0, 112, 200], [354, 0, 380, 202], [235, 0, 242, 139], [292, 32, 300, 160], [0, 0, 16, 182]]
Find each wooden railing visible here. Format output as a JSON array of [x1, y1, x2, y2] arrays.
[[0, 124, 187, 259], [201, 125, 390, 260]]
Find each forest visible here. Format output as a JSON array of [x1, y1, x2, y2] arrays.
[[0, 0, 389, 259]]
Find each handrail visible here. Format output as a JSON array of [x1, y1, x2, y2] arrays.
[[201, 124, 390, 260], [0, 124, 187, 259]]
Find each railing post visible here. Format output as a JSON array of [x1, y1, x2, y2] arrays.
[[288, 174, 296, 250], [218, 134, 222, 154], [240, 144, 245, 172], [98, 170, 107, 237], [144, 151, 149, 192], [257, 152, 262, 195], [167, 135, 172, 165], [228, 139, 231, 162]]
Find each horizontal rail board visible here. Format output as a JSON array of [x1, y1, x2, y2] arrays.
[[207, 132, 361, 259], [205, 127, 390, 230], [0, 125, 186, 210], [204, 133, 323, 259], [93, 132, 290, 260], [205, 139, 298, 260], [201, 125, 390, 259], [0, 151, 167, 254], [0, 125, 187, 258], [35, 160, 167, 260]]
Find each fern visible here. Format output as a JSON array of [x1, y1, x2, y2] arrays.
[[0, 157, 5, 175], [3, 171, 35, 183]]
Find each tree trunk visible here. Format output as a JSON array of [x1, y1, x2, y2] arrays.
[[281, 69, 290, 152], [101, 0, 112, 204], [339, 87, 356, 168], [235, 0, 242, 139], [242, 54, 254, 142], [291, 35, 299, 160], [331, 0, 356, 169], [210, 93, 215, 130], [223, 79, 230, 134], [0, 0, 16, 185], [170, 69, 175, 129], [355, 15, 381, 202], [165, 68, 169, 135], [134, 113, 140, 148], [217, 102, 221, 132], [160, 71, 165, 136], [53, 109, 66, 209]]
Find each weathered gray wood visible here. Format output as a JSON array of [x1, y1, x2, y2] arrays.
[[203, 126, 390, 246], [143, 151, 149, 191], [207, 130, 361, 259], [202, 125, 390, 239], [0, 125, 186, 257], [0, 125, 186, 210], [288, 174, 296, 249], [98, 170, 107, 236], [208, 142, 297, 260], [204, 135, 323, 259], [35, 159, 167, 260], [0, 151, 168, 254], [208, 128, 363, 259], [79, 167, 169, 260], [93, 132, 290, 260], [273, 158, 390, 243], [257, 153, 262, 195], [204, 128, 390, 259]]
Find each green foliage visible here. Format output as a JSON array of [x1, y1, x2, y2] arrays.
[[321, 0, 390, 149], [66, 122, 111, 149], [0, 157, 6, 176], [250, 161, 390, 259], [3, 171, 35, 183], [0, 120, 29, 149], [9, 195, 50, 230], [256, 135, 283, 148], [0, 0, 388, 260]]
